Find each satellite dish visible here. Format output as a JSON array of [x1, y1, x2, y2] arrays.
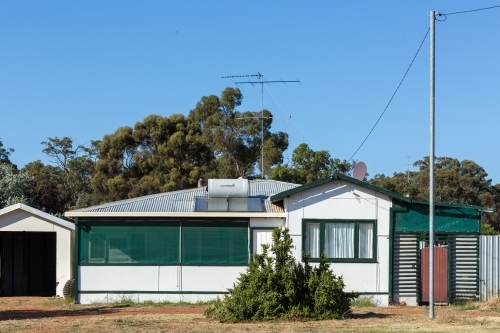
[[353, 162, 367, 181]]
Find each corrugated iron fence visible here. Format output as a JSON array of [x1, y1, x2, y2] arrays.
[[479, 236, 500, 301]]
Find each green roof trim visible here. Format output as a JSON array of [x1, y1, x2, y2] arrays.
[[269, 173, 495, 213]]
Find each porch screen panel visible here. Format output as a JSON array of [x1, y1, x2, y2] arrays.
[[79, 222, 180, 264], [182, 221, 248, 265]]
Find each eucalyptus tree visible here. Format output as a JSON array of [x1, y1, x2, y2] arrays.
[[189, 87, 289, 178], [370, 156, 500, 231], [92, 113, 216, 203], [0, 138, 14, 166], [270, 143, 354, 184], [0, 163, 33, 209]]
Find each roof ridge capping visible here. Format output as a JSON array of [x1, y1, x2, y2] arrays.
[[269, 173, 495, 213]]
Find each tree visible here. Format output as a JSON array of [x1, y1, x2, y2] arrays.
[[370, 156, 500, 230], [0, 163, 33, 209], [189, 87, 289, 178], [0, 138, 14, 166], [23, 161, 72, 214], [92, 114, 216, 203], [29, 137, 98, 210], [270, 143, 355, 184], [371, 157, 493, 205]]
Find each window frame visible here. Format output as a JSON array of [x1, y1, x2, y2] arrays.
[[302, 219, 377, 263]]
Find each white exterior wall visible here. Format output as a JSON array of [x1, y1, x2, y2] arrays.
[[0, 209, 74, 297], [78, 218, 287, 304], [285, 181, 392, 306], [78, 265, 246, 304]]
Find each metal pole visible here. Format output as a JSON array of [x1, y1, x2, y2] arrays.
[[260, 73, 264, 179], [429, 9, 436, 320]]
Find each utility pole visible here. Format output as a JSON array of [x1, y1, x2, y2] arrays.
[[429, 10, 437, 320], [222, 73, 299, 178]]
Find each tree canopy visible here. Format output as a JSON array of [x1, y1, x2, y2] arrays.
[[270, 143, 354, 184], [0, 163, 33, 209], [3, 88, 500, 228], [189, 87, 288, 178], [370, 156, 500, 231], [0, 138, 14, 166]]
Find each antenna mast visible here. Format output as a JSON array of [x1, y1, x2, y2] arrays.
[[222, 72, 300, 178], [406, 156, 412, 196]]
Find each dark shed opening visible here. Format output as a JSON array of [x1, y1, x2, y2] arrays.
[[0, 232, 56, 296]]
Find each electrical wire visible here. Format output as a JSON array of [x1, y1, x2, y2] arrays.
[[348, 28, 429, 162], [440, 5, 500, 16], [264, 86, 320, 150]]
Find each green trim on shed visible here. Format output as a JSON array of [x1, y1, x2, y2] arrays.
[[392, 200, 482, 233]]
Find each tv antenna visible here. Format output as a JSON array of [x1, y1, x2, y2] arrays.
[[406, 156, 412, 196], [222, 72, 300, 178]]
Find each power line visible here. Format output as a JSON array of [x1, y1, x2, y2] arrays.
[[440, 5, 500, 16], [348, 28, 429, 162]]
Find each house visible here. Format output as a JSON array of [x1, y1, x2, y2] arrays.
[[0, 203, 75, 297], [65, 175, 492, 305]]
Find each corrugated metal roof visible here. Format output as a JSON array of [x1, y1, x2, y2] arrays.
[[69, 179, 299, 214]]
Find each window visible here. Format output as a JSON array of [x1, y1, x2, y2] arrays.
[[303, 220, 376, 262], [79, 222, 180, 264], [182, 221, 248, 265], [78, 219, 250, 266]]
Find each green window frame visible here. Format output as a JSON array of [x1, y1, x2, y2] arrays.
[[302, 219, 377, 263]]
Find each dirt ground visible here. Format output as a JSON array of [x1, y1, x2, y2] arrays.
[[1, 297, 500, 332]]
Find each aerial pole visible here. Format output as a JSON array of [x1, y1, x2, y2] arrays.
[[222, 73, 299, 178], [429, 9, 436, 320]]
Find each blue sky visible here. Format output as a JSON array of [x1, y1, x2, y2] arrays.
[[1, 1, 499, 184]]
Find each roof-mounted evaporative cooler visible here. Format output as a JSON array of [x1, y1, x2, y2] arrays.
[[194, 179, 263, 212]]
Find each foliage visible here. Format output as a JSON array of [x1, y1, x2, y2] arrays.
[[189, 87, 288, 178], [370, 156, 500, 230], [204, 228, 352, 322], [270, 143, 355, 184], [0, 138, 14, 166], [21, 137, 97, 213], [0, 163, 33, 209], [22, 161, 72, 214], [481, 224, 499, 235], [92, 114, 216, 204]]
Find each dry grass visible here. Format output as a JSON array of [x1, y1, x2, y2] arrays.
[[478, 297, 500, 311], [0, 297, 499, 332]]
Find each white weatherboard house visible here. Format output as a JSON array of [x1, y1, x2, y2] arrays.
[[0, 203, 75, 298], [66, 175, 490, 305]]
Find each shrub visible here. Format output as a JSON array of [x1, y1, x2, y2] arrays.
[[204, 227, 352, 322]]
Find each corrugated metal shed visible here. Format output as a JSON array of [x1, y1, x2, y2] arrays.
[[69, 179, 299, 214]]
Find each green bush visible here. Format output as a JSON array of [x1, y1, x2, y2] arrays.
[[204, 227, 352, 322]]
